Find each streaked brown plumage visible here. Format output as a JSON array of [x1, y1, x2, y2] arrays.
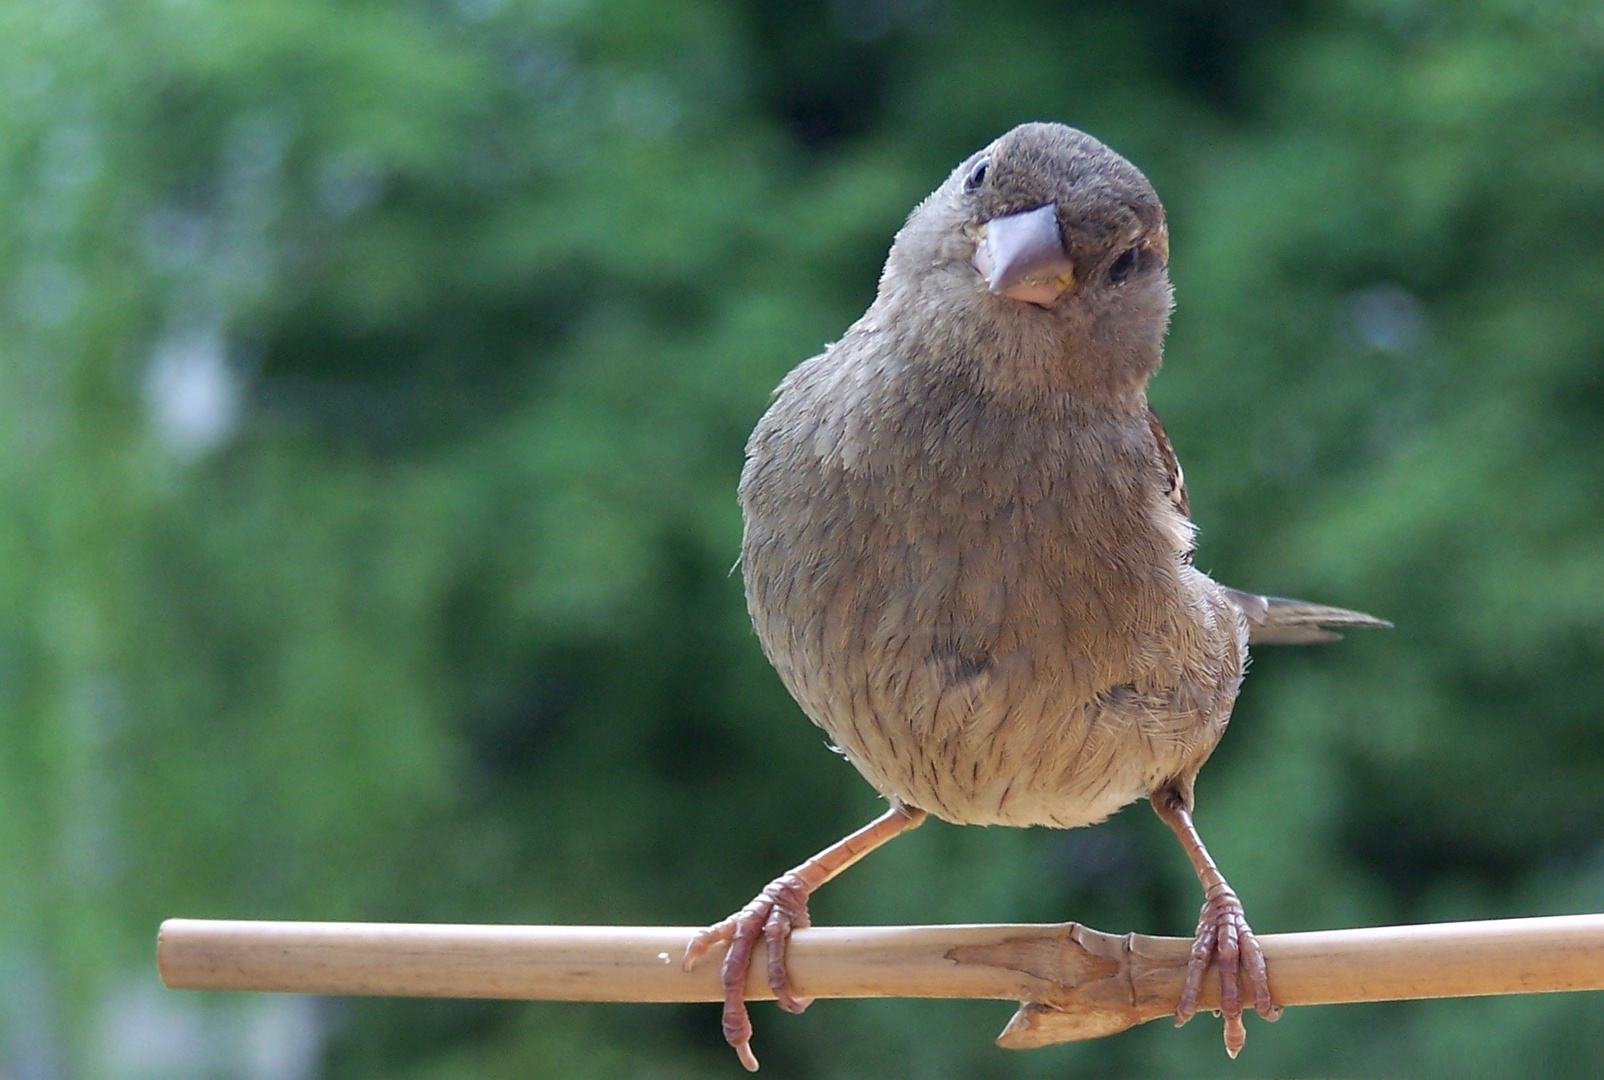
[[685, 122, 1388, 1070]]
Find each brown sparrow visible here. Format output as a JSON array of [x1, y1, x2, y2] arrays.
[[685, 122, 1388, 1070]]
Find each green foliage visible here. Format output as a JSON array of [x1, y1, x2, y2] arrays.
[[2, 0, 1603, 1076]]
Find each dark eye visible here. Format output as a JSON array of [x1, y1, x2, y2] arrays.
[[963, 156, 990, 193], [1108, 244, 1141, 283]]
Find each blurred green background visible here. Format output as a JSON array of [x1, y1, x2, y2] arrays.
[[4, 0, 1604, 1076]]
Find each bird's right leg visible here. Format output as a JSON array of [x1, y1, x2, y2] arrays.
[[684, 802, 926, 1071]]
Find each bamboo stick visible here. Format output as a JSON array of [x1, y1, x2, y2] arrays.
[[157, 914, 1604, 1048]]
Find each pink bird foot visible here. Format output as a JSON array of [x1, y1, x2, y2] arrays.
[[683, 872, 815, 1071], [682, 804, 926, 1070], [1175, 884, 1281, 1057]]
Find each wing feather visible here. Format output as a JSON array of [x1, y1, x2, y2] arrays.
[[1146, 405, 1194, 564]]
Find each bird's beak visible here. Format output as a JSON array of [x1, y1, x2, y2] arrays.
[[971, 203, 1075, 307]]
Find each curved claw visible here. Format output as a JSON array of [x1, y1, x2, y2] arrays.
[[1173, 887, 1279, 1058], [681, 871, 815, 1071]]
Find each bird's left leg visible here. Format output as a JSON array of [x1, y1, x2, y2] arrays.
[[1150, 782, 1281, 1057], [684, 802, 926, 1071]]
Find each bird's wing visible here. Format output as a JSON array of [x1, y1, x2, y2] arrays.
[[1145, 404, 1195, 564]]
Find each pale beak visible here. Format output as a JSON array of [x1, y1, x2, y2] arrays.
[[971, 203, 1075, 307]]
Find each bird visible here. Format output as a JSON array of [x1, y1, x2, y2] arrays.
[[682, 121, 1389, 1071]]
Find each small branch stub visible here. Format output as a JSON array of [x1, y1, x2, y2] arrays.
[[157, 913, 1604, 1049]]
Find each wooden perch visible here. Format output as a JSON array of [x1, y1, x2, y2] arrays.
[[158, 913, 1604, 1048]]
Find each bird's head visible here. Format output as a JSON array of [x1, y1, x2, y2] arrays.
[[880, 123, 1174, 402]]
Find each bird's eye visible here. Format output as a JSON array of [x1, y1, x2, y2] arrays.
[[1108, 244, 1142, 283], [964, 157, 990, 193]]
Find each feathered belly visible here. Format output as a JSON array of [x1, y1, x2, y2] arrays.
[[757, 568, 1245, 830], [809, 658, 1231, 828]]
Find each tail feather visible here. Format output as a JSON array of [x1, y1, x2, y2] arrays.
[[1223, 587, 1393, 646]]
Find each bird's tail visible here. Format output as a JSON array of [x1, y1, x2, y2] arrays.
[[1222, 587, 1392, 646]]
